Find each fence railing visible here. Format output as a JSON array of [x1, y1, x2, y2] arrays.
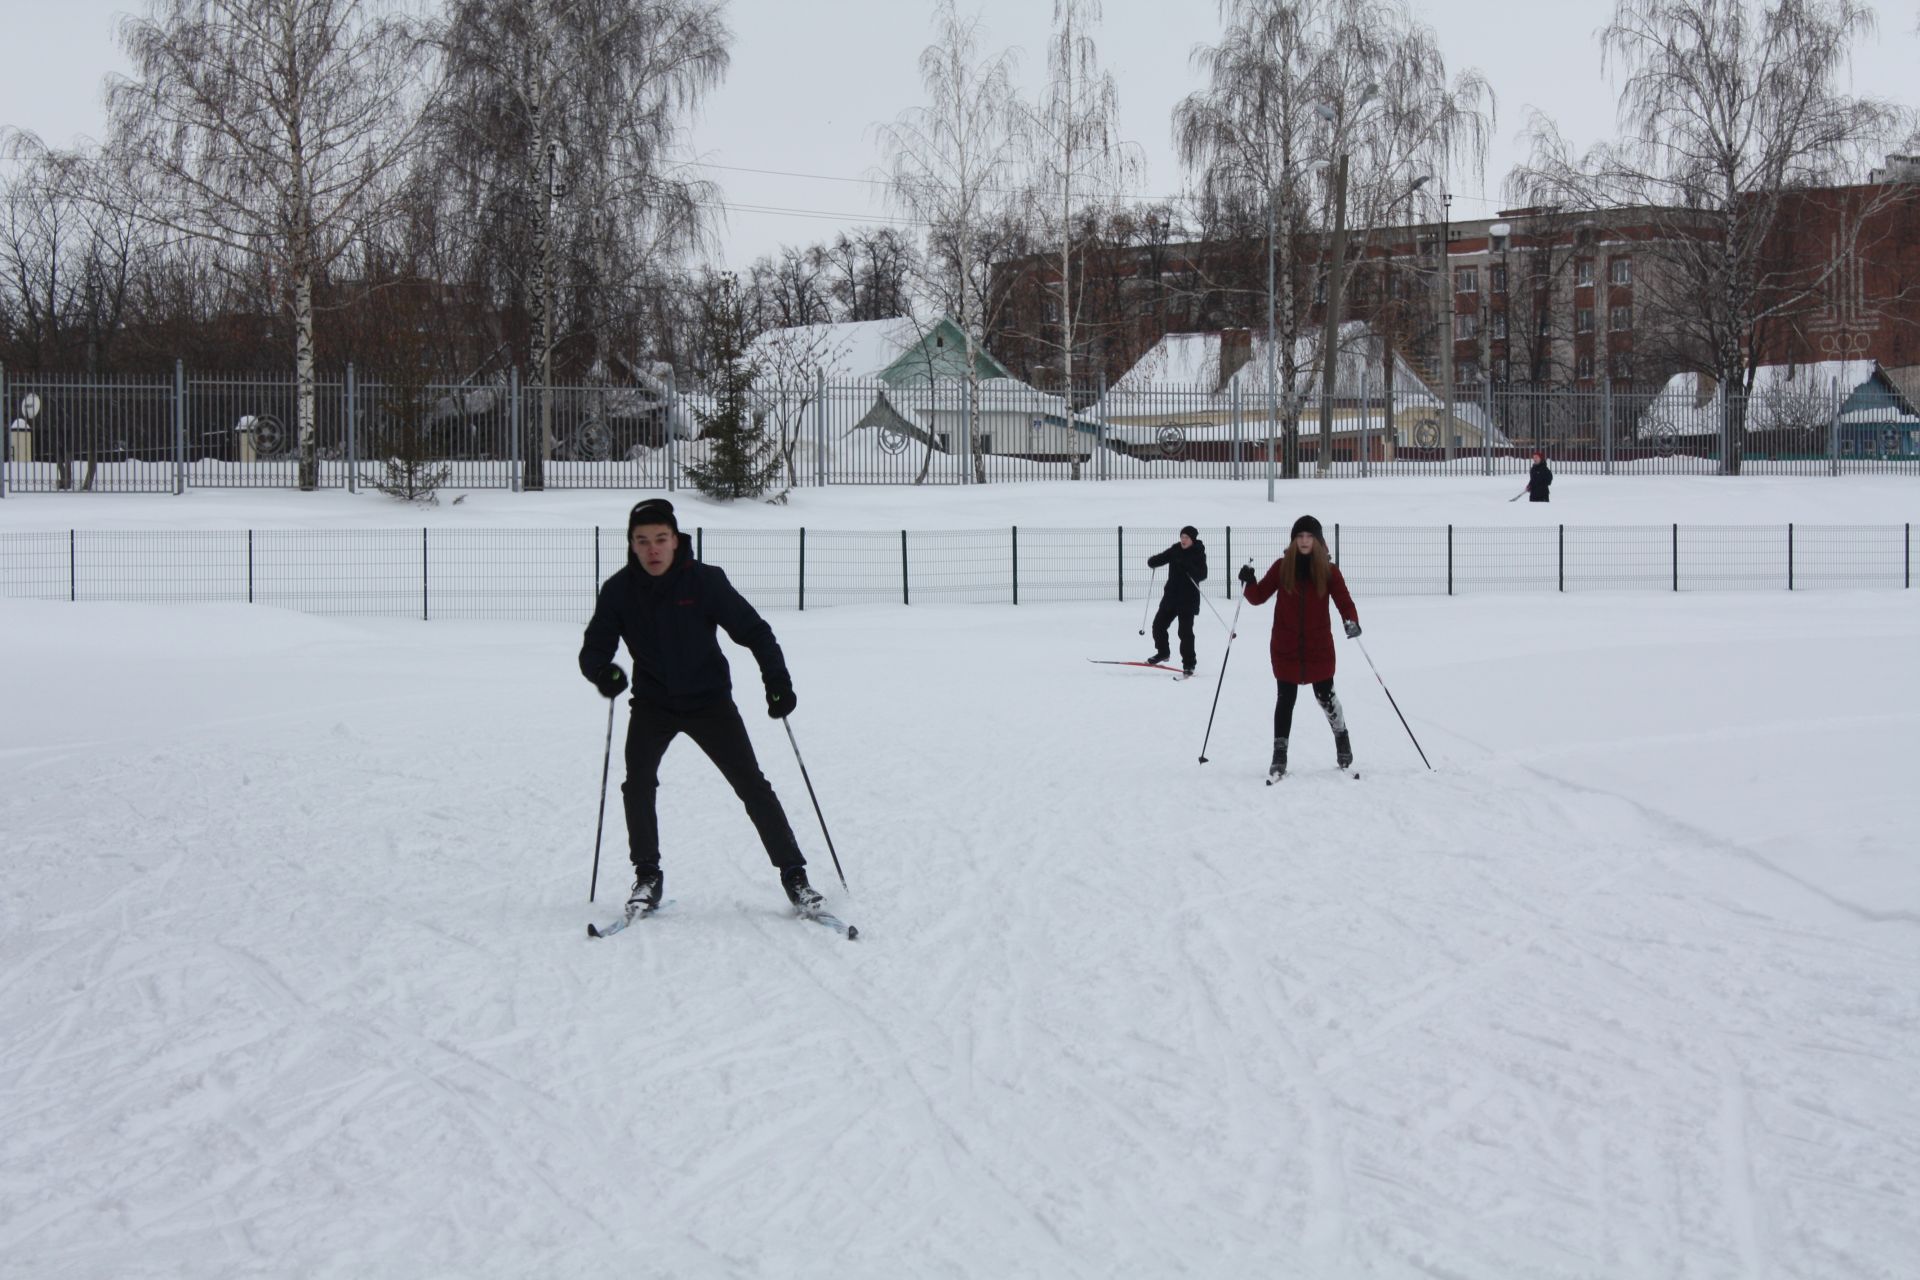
[[5, 366, 1919, 496], [3, 524, 1910, 617]]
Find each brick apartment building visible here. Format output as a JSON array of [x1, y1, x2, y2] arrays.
[[989, 165, 1920, 412]]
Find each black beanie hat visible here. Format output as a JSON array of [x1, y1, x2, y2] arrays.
[[1290, 514, 1323, 540], [1180, 525, 1199, 540], [628, 497, 679, 535]]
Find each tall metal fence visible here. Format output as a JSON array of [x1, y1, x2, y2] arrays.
[[3, 523, 1909, 618], [5, 365, 1918, 496]]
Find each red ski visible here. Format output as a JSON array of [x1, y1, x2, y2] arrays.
[[1088, 659, 1185, 673]]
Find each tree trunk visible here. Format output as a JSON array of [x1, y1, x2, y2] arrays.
[[296, 268, 318, 491]]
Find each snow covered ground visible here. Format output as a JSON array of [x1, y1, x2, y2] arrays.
[[3, 478, 1918, 1277]]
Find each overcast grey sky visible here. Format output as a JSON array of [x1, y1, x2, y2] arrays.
[[3, 0, 1915, 268]]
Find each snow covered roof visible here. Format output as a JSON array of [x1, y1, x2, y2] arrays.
[[746, 317, 926, 381], [1101, 324, 1444, 409], [1639, 361, 1882, 437]]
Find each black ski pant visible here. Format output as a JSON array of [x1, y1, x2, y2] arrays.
[[1274, 678, 1346, 740], [621, 700, 805, 874], [1151, 600, 1198, 669]]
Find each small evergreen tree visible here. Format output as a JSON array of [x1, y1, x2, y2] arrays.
[[683, 272, 782, 500], [372, 355, 451, 503]]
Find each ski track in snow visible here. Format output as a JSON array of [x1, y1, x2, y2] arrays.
[[2, 585, 1918, 1278]]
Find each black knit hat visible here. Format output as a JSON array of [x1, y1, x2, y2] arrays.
[[1179, 525, 1199, 541], [628, 497, 679, 535], [1290, 514, 1323, 540]]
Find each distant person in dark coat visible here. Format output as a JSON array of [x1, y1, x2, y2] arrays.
[[1237, 515, 1360, 779], [578, 497, 822, 920], [1528, 451, 1553, 502], [1145, 525, 1208, 675]]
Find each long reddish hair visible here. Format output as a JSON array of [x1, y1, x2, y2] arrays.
[[1279, 534, 1331, 596]]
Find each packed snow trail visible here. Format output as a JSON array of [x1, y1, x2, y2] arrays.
[[3, 591, 1917, 1278]]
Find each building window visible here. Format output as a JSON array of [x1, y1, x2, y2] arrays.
[[1457, 358, 1483, 385], [1490, 312, 1509, 340], [1454, 312, 1478, 340], [1609, 257, 1633, 285], [1455, 266, 1478, 294], [1576, 307, 1595, 333], [1575, 259, 1594, 286], [1490, 264, 1507, 293], [1610, 305, 1633, 332], [1611, 352, 1633, 380], [1576, 353, 1595, 380], [1044, 300, 1060, 323], [1314, 278, 1327, 304]]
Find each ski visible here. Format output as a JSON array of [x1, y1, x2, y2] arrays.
[[798, 908, 859, 941], [1088, 659, 1183, 673], [1264, 770, 1360, 786], [1171, 671, 1198, 681], [586, 898, 673, 939]]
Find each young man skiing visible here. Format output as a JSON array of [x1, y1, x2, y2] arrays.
[[579, 497, 824, 920], [1237, 515, 1361, 780], [1144, 525, 1208, 676]]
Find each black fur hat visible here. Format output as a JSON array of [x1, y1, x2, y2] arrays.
[[1290, 514, 1323, 541], [1180, 525, 1199, 541]]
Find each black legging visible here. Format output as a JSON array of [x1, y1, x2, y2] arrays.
[[1274, 678, 1347, 740]]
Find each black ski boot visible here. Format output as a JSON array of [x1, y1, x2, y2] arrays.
[[1335, 731, 1353, 771], [780, 866, 824, 912], [1145, 652, 1170, 667], [1267, 737, 1288, 783], [626, 867, 663, 918]]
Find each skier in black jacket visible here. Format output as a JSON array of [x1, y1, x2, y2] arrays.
[[1527, 451, 1553, 502], [579, 497, 821, 919], [1145, 525, 1208, 675]]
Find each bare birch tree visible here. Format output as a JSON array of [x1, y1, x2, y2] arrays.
[[1176, 0, 1489, 476], [103, 0, 434, 489], [1025, 0, 1142, 416], [877, 0, 1028, 483], [435, 0, 728, 487], [1508, 0, 1907, 473]]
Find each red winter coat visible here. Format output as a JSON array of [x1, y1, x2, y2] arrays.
[[1243, 560, 1358, 685]]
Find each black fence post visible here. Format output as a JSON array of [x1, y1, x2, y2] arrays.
[[798, 527, 806, 611], [422, 527, 429, 620], [1224, 526, 1232, 596], [1558, 525, 1564, 592], [1447, 524, 1453, 596], [69, 529, 76, 602], [1908, 523, 1911, 589], [594, 526, 600, 586], [248, 529, 255, 603], [1334, 522, 1340, 565], [1011, 526, 1018, 605], [1672, 523, 1679, 592], [901, 529, 909, 605], [1117, 525, 1124, 602], [1788, 522, 1794, 591]]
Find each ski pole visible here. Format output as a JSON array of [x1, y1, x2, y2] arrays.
[[1355, 636, 1433, 770], [784, 719, 849, 892], [1198, 561, 1251, 764], [1507, 487, 1527, 502], [1137, 567, 1158, 634], [588, 696, 616, 902], [1179, 567, 1233, 635]]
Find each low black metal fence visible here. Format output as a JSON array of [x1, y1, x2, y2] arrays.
[[2, 523, 1909, 618]]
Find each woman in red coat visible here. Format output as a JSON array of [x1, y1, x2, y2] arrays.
[[1236, 515, 1360, 780]]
